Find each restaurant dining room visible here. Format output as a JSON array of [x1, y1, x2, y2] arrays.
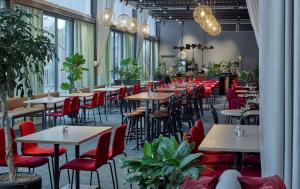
[[0, 0, 296, 188]]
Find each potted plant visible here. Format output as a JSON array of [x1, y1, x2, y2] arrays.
[[0, 9, 56, 188], [60, 53, 88, 92], [154, 62, 167, 81], [122, 136, 203, 189], [207, 62, 221, 79], [112, 58, 141, 85]]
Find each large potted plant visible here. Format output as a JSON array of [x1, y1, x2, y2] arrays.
[[60, 53, 88, 92], [0, 9, 56, 188], [122, 136, 203, 189], [112, 58, 141, 85], [154, 62, 167, 81]]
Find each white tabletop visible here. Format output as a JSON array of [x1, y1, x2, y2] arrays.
[[141, 81, 159, 84], [93, 87, 120, 92], [199, 124, 260, 153], [16, 126, 112, 145], [220, 109, 259, 117], [60, 93, 94, 98], [25, 97, 66, 104]]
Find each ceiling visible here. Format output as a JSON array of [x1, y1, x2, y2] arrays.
[[127, 0, 249, 22]]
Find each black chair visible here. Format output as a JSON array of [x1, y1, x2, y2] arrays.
[[210, 104, 219, 124], [241, 114, 259, 125]]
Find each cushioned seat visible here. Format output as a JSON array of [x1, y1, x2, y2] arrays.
[[198, 153, 235, 165], [46, 110, 64, 117], [60, 158, 96, 171], [200, 165, 231, 177], [242, 154, 261, 166], [240, 167, 261, 177], [23, 146, 67, 157]]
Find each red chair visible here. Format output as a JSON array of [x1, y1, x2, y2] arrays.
[[0, 128, 53, 189], [107, 87, 127, 107], [132, 84, 140, 95], [59, 131, 115, 189], [80, 93, 98, 125], [229, 97, 246, 109], [187, 120, 235, 165], [70, 96, 80, 124], [97, 92, 106, 122], [81, 124, 128, 188], [46, 97, 72, 126]]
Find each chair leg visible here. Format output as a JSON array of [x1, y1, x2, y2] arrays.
[[98, 107, 102, 123], [111, 159, 119, 189], [95, 170, 101, 189], [71, 170, 74, 189], [93, 109, 96, 125], [65, 153, 70, 183], [90, 171, 93, 185], [107, 162, 116, 189], [47, 162, 53, 189]]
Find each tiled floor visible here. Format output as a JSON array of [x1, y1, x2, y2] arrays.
[[0, 96, 230, 189]]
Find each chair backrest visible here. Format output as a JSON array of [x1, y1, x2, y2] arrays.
[[70, 96, 80, 113], [95, 131, 112, 167], [63, 98, 72, 114], [132, 84, 140, 95], [189, 120, 205, 153], [0, 128, 18, 162], [111, 124, 127, 158], [19, 121, 38, 152], [229, 97, 246, 109], [210, 104, 219, 124], [91, 93, 98, 107], [97, 92, 105, 106]]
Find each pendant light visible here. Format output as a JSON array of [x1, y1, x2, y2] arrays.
[[128, 18, 137, 33], [116, 1, 130, 31], [99, 0, 114, 26]]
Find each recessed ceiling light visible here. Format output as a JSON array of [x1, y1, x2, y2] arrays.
[[169, 16, 172, 19]]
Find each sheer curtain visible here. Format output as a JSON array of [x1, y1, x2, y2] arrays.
[[74, 20, 95, 89], [136, 9, 149, 59], [96, 0, 115, 84], [260, 0, 300, 188], [246, 0, 259, 45], [14, 4, 44, 94], [123, 33, 134, 59]]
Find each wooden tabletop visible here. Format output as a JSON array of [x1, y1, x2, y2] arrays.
[[16, 126, 112, 145], [235, 90, 258, 94], [93, 87, 120, 92], [110, 85, 133, 88], [61, 93, 94, 98], [25, 97, 66, 104], [199, 124, 260, 153], [155, 87, 187, 92], [125, 92, 176, 101], [220, 109, 259, 117]]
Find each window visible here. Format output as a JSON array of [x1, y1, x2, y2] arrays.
[[43, 15, 73, 92], [142, 39, 155, 80], [0, 0, 6, 9], [43, 0, 91, 16], [109, 31, 123, 81], [147, 16, 156, 37]]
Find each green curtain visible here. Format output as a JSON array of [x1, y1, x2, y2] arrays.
[[14, 4, 44, 95], [123, 33, 134, 59], [74, 20, 95, 89]]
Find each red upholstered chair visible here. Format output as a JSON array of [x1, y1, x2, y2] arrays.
[[46, 97, 72, 126], [0, 128, 53, 189], [224, 88, 237, 109], [188, 120, 235, 165], [59, 131, 115, 189], [70, 96, 80, 124], [132, 84, 140, 95], [229, 97, 246, 109], [80, 93, 98, 124], [81, 124, 128, 188], [96, 92, 106, 122]]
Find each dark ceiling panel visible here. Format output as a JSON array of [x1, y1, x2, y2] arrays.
[[128, 0, 249, 21]]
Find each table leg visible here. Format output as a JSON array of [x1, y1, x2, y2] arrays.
[[75, 145, 80, 189], [83, 97, 86, 122], [53, 144, 60, 189], [104, 92, 107, 120], [43, 104, 47, 129], [54, 103, 57, 126], [145, 101, 150, 141], [234, 152, 242, 170]]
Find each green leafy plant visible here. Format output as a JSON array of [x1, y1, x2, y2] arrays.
[[121, 136, 203, 189], [154, 62, 167, 78], [207, 62, 221, 76], [220, 60, 233, 72], [60, 53, 88, 91], [112, 58, 141, 80], [0, 9, 56, 181]]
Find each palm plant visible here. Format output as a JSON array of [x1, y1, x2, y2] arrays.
[[122, 136, 203, 189], [0, 9, 56, 181]]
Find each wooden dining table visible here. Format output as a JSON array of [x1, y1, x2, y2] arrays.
[[155, 87, 187, 93], [16, 126, 112, 189], [199, 124, 260, 169], [125, 92, 176, 141]]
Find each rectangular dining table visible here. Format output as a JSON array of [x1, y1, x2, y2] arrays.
[[199, 124, 260, 169], [16, 125, 112, 189], [125, 92, 176, 141], [25, 97, 66, 129], [155, 87, 187, 93]]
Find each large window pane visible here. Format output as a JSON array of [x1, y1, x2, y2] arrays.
[[0, 0, 5, 9], [44, 0, 91, 16], [110, 32, 123, 81], [148, 16, 156, 37], [43, 15, 56, 92]]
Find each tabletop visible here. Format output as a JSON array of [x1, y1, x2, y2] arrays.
[[125, 92, 176, 101], [25, 97, 66, 104], [61, 93, 94, 98], [220, 109, 259, 117], [199, 124, 260, 153], [235, 90, 258, 94], [16, 126, 112, 145], [141, 81, 159, 84], [93, 87, 120, 92], [155, 87, 187, 92]]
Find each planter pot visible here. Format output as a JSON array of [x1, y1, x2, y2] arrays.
[[0, 172, 42, 189]]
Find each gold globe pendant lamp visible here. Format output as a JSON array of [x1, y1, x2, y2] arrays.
[[116, 1, 130, 31], [128, 18, 137, 33], [99, 0, 114, 26], [139, 23, 149, 37]]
